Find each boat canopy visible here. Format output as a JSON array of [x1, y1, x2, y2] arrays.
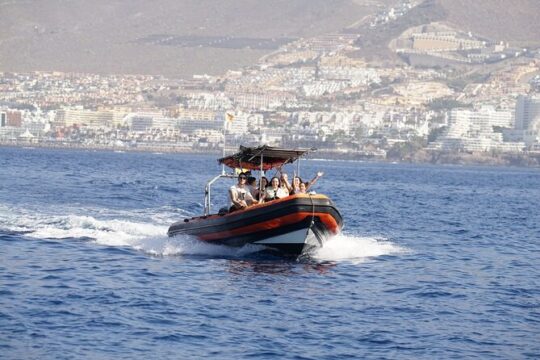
[[218, 145, 313, 171]]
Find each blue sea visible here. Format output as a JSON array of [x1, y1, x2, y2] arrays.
[[1, 147, 539, 359]]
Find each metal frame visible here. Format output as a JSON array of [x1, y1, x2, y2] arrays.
[[205, 146, 309, 216], [204, 173, 236, 216]]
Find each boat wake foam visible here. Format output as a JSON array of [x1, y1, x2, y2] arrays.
[[0, 206, 264, 257], [1, 206, 405, 262], [310, 233, 407, 264]]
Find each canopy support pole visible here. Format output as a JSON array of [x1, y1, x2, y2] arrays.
[[259, 153, 264, 197], [221, 115, 227, 175]]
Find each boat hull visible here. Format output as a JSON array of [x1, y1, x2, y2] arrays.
[[167, 194, 343, 256]]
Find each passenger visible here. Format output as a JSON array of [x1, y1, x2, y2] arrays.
[[256, 176, 269, 202], [290, 176, 303, 194], [264, 177, 288, 202], [290, 171, 323, 194], [246, 176, 258, 200], [298, 181, 308, 194], [259, 176, 269, 191], [229, 173, 254, 212], [279, 172, 291, 196], [306, 171, 324, 191]]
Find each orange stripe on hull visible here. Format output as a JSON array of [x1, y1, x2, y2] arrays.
[[198, 212, 340, 241], [200, 194, 334, 221]]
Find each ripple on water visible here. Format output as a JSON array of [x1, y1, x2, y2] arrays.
[[1, 150, 540, 359]]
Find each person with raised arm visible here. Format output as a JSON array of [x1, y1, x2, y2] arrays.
[[290, 171, 324, 194]]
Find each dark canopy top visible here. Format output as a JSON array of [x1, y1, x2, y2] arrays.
[[218, 145, 313, 171]]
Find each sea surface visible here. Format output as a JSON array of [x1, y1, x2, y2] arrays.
[[0, 147, 539, 359]]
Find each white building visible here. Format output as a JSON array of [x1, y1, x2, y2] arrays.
[[432, 106, 521, 152], [151, 116, 178, 130], [515, 95, 540, 130], [223, 112, 248, 135], [54, 108, 127, 129], [505, 95, 540, 146]]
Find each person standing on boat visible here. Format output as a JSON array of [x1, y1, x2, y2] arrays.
[[229, 173, 254, 212]]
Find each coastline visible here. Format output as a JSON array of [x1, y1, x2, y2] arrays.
[[1, 140, 539, 168]]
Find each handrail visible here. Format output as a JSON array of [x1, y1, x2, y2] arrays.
[[204, 173, 236, 216], [205, 147, 307, 215]]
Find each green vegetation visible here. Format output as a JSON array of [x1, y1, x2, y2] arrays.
[[427, 98, 471, 111], [428, 126, 447, 142], [386, 136, 426, 160]]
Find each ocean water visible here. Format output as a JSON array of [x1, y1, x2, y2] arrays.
[[0, 147, 539, 359]]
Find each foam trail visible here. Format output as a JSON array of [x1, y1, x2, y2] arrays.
[[311, 233, 406, 264], [1, 206, 405, 261], [133, 235, 264, 257], [0, 206, 263, 258]]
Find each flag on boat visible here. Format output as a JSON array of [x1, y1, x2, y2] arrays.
[[226, 113, 235, 122]]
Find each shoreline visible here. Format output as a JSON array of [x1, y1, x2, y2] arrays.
[[1, 140, 539, 168]]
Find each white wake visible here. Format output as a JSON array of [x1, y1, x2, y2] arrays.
[[311, 233, 407, 264], [0, 205, 405, 262]]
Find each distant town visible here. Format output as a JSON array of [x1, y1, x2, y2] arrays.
[[1, 0, 540, 166]]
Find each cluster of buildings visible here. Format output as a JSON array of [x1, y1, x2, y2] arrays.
[[1, 1, 539, 161], [369, 0, 416, 28], [395, 23, 533, 67]]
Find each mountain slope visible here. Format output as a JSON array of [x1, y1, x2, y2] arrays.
[[439, 0, 540, 45], [0, 0, 382, 77]]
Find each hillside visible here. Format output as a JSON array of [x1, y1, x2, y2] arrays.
[[351, 0, 540, 63], [351, 0, 447, 61], [1, 0, 538, 77], [0, 0, 384, 77], [439, 0, 540, 46]]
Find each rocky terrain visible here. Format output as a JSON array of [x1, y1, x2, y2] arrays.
[[0, 0, 388, 77], [0, 0, 539, 77]]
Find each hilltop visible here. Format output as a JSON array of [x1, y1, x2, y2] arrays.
[[0, 0, 389, 77], [0, 0, 539, 78], [439, 0, 540, 46], [351, 0, 540, 62]]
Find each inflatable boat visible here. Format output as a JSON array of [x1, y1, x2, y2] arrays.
[[167, 145, 343, 256]]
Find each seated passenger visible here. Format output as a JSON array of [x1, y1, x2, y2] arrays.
[[280, 172, 292, 195], [246, 176, 258, 200], [229, 173, 254, 212], [264, 177, 288, 202], [290, 176, 303, 194], [297, 181, 308, 194], [290, 172, 323, 194], [256, 176, 269, 202], [306, 171, 324, 191]]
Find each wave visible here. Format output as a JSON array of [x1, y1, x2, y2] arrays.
[[310, 233, 407, 264], [0, 205, 405, 263]]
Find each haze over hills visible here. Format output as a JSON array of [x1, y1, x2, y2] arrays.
[[351, 0, 540, 61], [0, 0, 539, 78], [439, 0, 540, 45], [0, 0, 391, 77]]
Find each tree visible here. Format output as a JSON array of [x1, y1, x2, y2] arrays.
[[428, 126, 447, 143]]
